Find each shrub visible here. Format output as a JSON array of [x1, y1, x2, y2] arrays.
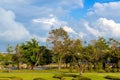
[[33, 77, 46, 80], [105, 68, 112, 72], [1, 77, 23, 80], [76, 76, 91, 80], [112, 68, 118, 73], [104, 75, 120, 80], [0, 78, 10, 80], [53, 74, 63, 79], [9, 77, 23, 80], [62, 73, 79, 78], [97, 69, 106, 73]]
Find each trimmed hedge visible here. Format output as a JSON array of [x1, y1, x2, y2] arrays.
[[0, 78, 10, 80], [76, 76, 91, 80], [53, 74, 63, 79], [53, 73, 91, 80], [62, 73, 79, 78], [104, 75, 120, 80], [0, 77, 23, 80], [33, 77, 46, 80]]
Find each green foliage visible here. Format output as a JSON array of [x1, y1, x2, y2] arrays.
[[112, 68, 118, 73], [104, 75, 120, 80], [97, 69, 106, 73], [105, 67, 112, 72]]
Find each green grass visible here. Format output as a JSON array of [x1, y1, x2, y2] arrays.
[[0, 70, 120, 80]]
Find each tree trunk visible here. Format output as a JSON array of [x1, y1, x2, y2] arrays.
[[18, 62, 21, 70], [78, 64, 86, 75], [58, 58, 62, 70]]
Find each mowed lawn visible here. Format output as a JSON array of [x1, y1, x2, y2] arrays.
[[0, 70, 120, 80]]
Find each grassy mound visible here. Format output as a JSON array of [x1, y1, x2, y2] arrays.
[[33, 77, 46, 80], [53, 73, 91, 80], [0, 77, 23, 80], [104, 75, 120, 80]]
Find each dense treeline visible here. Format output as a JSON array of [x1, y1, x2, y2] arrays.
[[0, 28, 120, 74]]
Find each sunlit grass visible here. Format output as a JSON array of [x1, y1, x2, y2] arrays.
[[0, 70, 120, 80]]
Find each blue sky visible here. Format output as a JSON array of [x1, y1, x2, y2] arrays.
[[0, 0, 120, 52]]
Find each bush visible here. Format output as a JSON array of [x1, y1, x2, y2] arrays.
[[53, 74, 63, 79], [112, 68, 118, 73], [0, 77, 23, 80], [76, 76, 91, 80], [33, 78, 46, 80], [105, 68, 112, 72], [97, 69, 106, 73], [104, 75, 120, 80], [62, 73, 79, 78], [0, 78, 10, 80], [9, 77, 23, 80]]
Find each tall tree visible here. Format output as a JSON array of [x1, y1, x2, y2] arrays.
[[21, 38, 41, 69], [12, 44, 23, 69], [47, 28, 69, 70]]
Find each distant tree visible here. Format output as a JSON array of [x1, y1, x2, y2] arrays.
[[5, 44, 13, 72], [39, 46, 52, 65], [12, 44, 23, 69]]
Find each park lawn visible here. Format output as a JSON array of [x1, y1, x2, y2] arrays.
[[83, 73, 120, 80], [0, 70, 120, 80]]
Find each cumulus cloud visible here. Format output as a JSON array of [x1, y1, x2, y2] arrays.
[[94, 18, 120, 38], [83, 22, 101, 37], [0, 8, 30, 41], [87, 1, 120, 20], [63, 26, 76, 33]]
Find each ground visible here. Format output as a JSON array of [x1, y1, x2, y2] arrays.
[[0, 70, 119, 80]]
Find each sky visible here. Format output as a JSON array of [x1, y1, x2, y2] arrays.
[[0, 0, 120, 52]]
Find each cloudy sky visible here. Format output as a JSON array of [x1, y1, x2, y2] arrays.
[[0, 0, 120, 52]]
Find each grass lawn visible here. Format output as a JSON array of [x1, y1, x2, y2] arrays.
[[0, 70, 120, 80]]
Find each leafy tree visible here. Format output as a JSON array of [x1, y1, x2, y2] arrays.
[[39, 46, 52, 65], [47, 28, 69, 70], [20, 38, 41, 69]]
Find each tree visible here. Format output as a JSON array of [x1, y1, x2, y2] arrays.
[[12, 44, 23, 69], [5, 44, 13, 72], [21, 38, 41, 69], [47, 28, 69, 70], [90, 37, 109, 71], [39, 46, 52, 65]]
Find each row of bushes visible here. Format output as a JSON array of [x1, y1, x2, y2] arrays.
[[53, 73, 91, 80], [0, 75, 120, 80]]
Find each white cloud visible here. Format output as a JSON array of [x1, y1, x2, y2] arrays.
[[0, 8, 30, 41], [59, 0, 84, 9], [87, 1, 120, 20], [79, 32, 87, 39], [84, 22, 101, 37], [63, 26, 76, 33], [95, 18, 120, 37], [32, 17, 67, 30]]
